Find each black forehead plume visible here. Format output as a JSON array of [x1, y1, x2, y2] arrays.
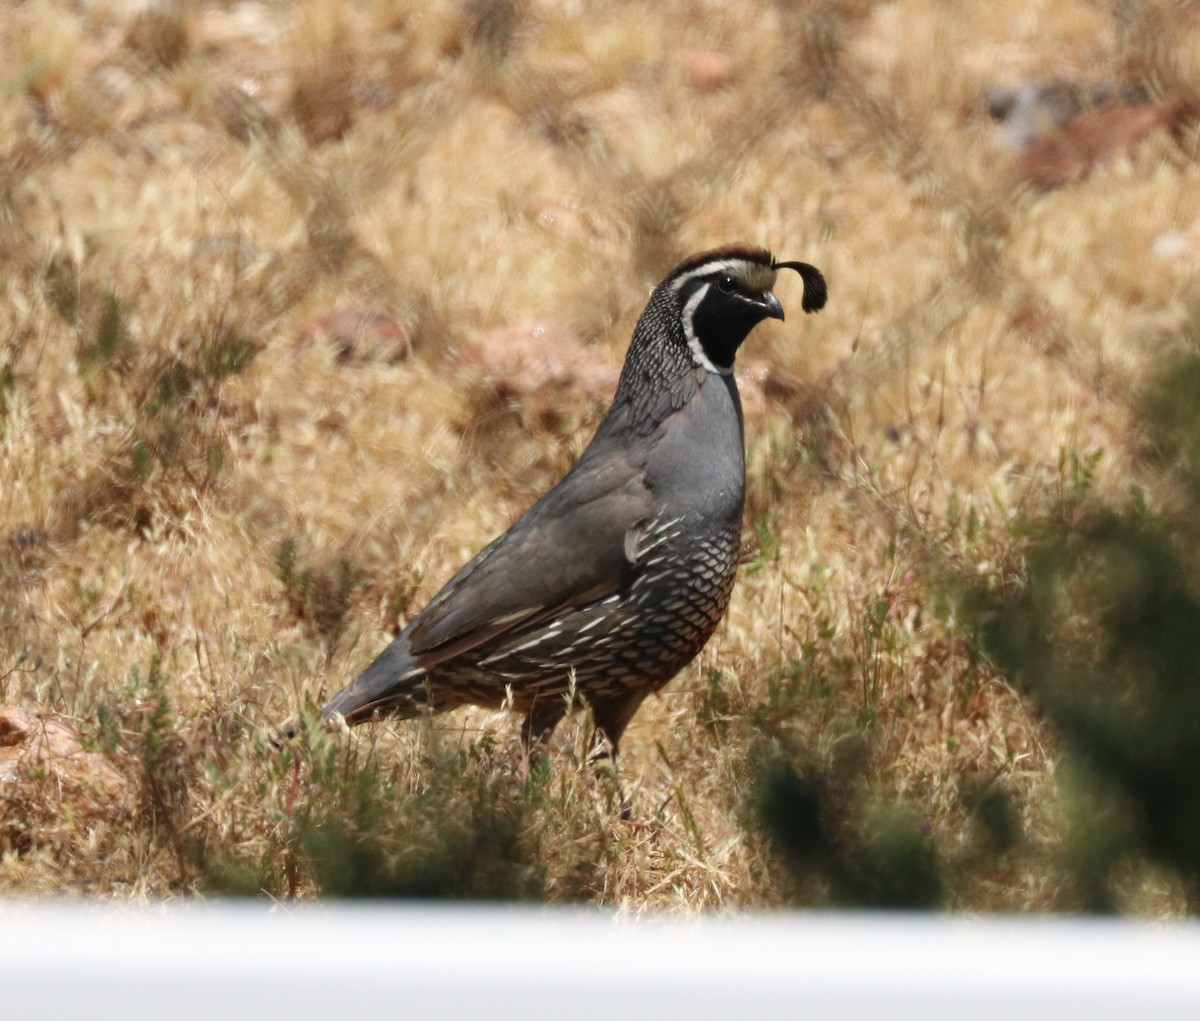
[[772, 258, 828, 315]]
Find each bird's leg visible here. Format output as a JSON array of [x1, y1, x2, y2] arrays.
[[520, 694, 571, 750], [518, 695, 570, 782], [589, 691, 649, 820]]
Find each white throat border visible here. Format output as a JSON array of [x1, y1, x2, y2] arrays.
[[680, 282, 734, 377]]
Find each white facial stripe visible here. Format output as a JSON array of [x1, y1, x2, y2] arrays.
[[681, 281, 733, 376], [669, 258, 758, 294]]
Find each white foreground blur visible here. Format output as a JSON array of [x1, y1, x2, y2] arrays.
[[1, 903, 1198, 1019]]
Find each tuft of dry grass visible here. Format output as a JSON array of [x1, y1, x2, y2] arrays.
[[2, 0, 1199, 911]]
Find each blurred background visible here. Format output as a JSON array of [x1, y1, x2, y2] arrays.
[[2, 0, 1200, 913]]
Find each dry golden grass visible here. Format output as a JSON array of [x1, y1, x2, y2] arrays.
[[2, 0, 1199, 910]]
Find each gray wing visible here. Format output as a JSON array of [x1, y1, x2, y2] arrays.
[[404, 448, 655, 666]]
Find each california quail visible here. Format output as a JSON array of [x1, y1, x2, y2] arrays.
[[319, 245, 827, 760]]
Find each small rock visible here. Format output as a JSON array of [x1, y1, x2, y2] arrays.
[[527, 201, 583, 235], [1152, 231, 1193, 261], [0, 706, 127, 803], [987, 80, 1124, 148], [1020, 100, 1183, 188], [985, 79, 1184, 188], [297, 309, 412, 366], [681, 50, 735, 91], [464, 321, 618, 398]]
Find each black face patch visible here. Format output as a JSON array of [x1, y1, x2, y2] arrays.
[[684, 280, 778, 370]]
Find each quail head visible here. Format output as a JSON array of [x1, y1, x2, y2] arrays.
[[317, 245, 827, 761]]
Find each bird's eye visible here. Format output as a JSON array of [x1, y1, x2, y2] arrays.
[[717, 276, 736, 293]]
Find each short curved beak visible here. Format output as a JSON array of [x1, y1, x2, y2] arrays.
[[763, 291, 785, 322]]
